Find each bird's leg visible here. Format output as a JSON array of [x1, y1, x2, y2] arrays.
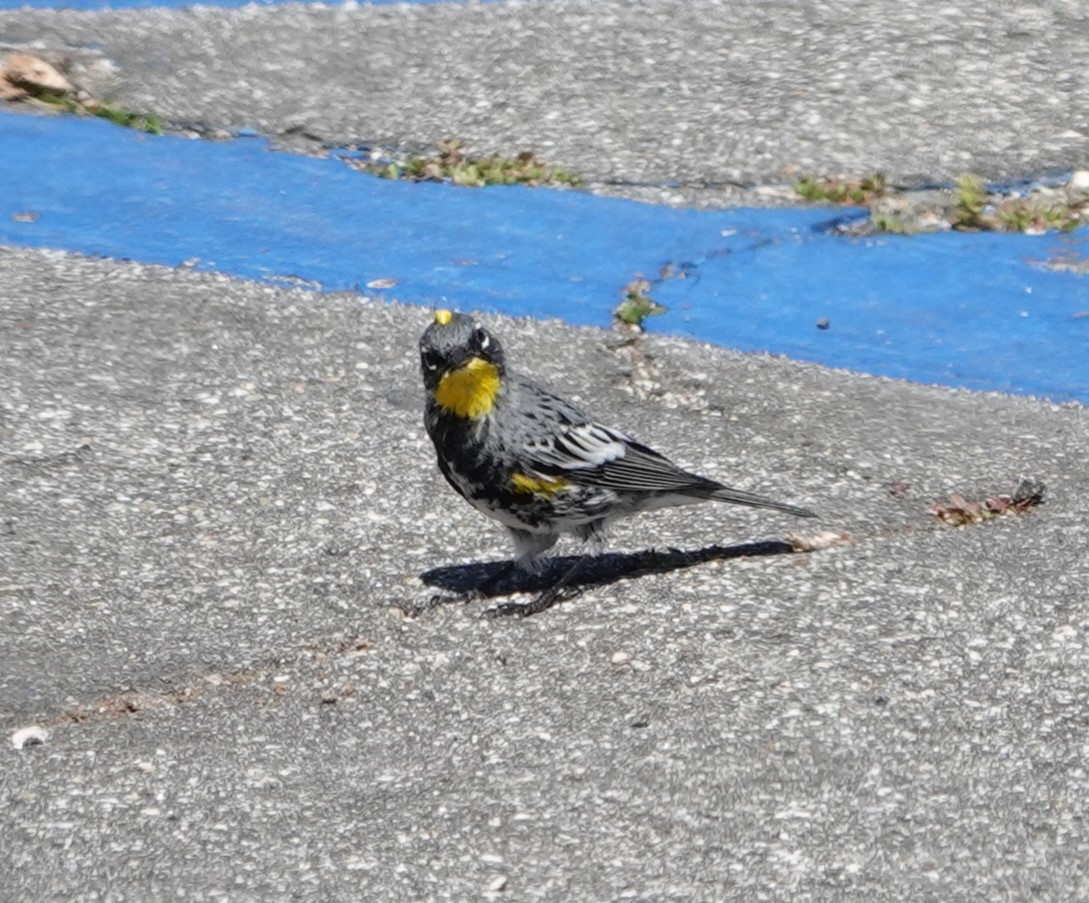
[[485, 553, 593, 618]]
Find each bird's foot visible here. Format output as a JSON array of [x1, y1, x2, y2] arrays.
[[482, 585, 583, 619], [483, 553, 593, 618], [402, 589, 483, 618]]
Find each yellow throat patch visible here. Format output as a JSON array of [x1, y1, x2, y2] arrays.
[[434, 357, 501, 419]]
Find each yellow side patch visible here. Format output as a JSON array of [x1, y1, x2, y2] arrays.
[[434, 308, 453, 326], [510, 472, 569, 496], [434, 357, 500, 419]]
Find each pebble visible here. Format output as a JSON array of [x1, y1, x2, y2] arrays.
[[1068, 170, 1089, 192], [11, 726, 47, 750]]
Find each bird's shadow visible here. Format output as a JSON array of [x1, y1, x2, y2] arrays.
[[418, 539, 798, 605]]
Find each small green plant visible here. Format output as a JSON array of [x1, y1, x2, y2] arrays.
[[950, 175, 1082, 233], [613, 279, 666, 328], [795, 173, 886, 205], [363, 139, 579, 188], [997, 199, 1080, 233], [39, 94, 162, 134], [871, 214, 908, 235], [800, 169, 1085, 236], [91, 100, 162, 134], [950, 174, 989, 230]]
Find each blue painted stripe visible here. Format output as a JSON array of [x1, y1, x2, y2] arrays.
[[1, 112, 1087, 403]]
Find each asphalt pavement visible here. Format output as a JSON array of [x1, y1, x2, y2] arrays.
[[2, 1, 1089, 900]]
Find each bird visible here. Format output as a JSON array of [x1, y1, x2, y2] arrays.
[[419, 309, 816, 615]]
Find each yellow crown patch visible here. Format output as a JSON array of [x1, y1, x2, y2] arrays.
[[434, 309, 453, 326]]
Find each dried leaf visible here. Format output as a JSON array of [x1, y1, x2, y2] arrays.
[[1, 53, 72, 96], [930, 479, 1045, 526], [788, 531, 848, 552]]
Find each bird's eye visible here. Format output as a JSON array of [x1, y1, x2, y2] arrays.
[[474, 327, 490, 351], [422, 349, 442, 372]]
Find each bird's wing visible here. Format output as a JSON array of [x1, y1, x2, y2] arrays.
[[599, 437, 716, 492], [505, 379, 815, 516], [512, 382, 707, 492]]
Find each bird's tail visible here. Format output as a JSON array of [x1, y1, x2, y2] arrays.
[[688, 481, 817, 518]]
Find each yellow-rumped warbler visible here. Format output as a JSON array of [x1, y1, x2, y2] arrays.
[[420, 309, 816, 614]]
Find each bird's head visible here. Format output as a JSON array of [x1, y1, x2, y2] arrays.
[[420, 310, 507, 418]]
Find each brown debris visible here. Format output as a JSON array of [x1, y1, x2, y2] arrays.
[[0, 53, 73, 101], [788, 530, 849, 552], [929, 478, 1045, 527]]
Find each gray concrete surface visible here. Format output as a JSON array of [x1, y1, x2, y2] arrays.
[[3, 247, 1088, 900], [2, 0, 1088, 207], [3, 0, 1089, 899]]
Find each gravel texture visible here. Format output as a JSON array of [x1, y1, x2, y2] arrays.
[[2, 247, 1088, 900], [3, 0, 1089, 897]]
